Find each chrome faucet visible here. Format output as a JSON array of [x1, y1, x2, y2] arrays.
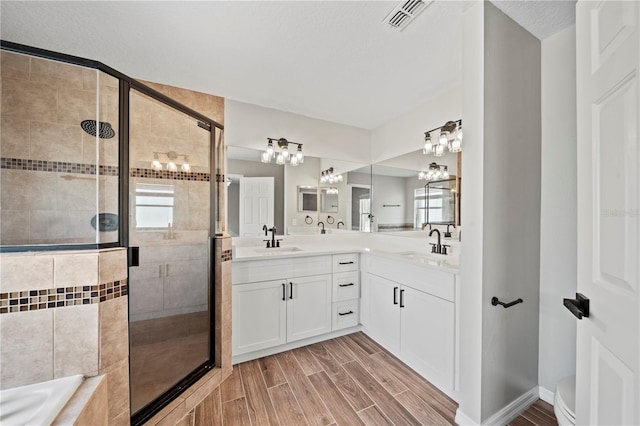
[[429, 228, 448, 255], [318, 222, 326, 234], [444, 224, 456, 238], [337, 221, 345, 229]]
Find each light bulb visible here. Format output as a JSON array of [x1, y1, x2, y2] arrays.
[[296, 146, 304, 163], [443, 169, 449, 179], [181, 162, 190, 172], [439, 131, 449, 146], [266, 141, 274, 156], [418, 171, 425, 180], [434, 144, 445, 157], [167, 161, 177, 172], [276, 153, 284, 165], [282, 145, 290, 159], [456, 126, 463, 141], [423, 141, 433, 154], [450, 139, 462, 153], [337, 174, 343, 182], [426, 170, 434, 180], [261, 151, 270, 163], [152, 160, 162, 170], [290, 155, 299, 166]]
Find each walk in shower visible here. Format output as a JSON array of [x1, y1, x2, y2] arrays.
[[0, 41, 224, 424]]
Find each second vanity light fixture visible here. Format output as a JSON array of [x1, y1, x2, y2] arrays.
[[261, 137, 304, 166], [152, 151, 190, 172], [320, 167, 343, 184], [418, 162, 449, 181], [423, 119, 463, 157]]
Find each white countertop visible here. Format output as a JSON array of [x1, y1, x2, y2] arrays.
[[232, 232, 459, 273]]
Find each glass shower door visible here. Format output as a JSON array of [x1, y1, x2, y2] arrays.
[[127, 88, 213, 416]]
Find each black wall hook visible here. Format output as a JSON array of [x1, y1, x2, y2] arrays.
[[491, 297, 523, 308]]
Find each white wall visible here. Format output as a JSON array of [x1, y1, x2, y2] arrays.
[[225, 100, 371, 163], [284, 157, 320, 229], [457, 2, 485, 422], [371, 86, 462, 163], [371, 174, 407, 228], [538, 25, 577, 396], [480, 3, 541, 420]]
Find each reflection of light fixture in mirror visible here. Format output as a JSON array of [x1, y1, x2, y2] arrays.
[[151, 151, 190, 172], [423, 119, 462, 155], [320, 167, 343, 184], [262, 138, 304, 166], [326, 187, 339, 195], [418, 162, 449, 181]]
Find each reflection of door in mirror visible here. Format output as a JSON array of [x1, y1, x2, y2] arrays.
[[348, 185, 371, 231], [238, 177, 274, 236]]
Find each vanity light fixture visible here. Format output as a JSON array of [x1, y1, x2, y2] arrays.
[[151, 151, 190, 172], [423, 119, 462, 156], [418, 162, 449, 181], [326, 187, 339, 195], [261, 138, 304, 166], [320, 167, 343, 184]]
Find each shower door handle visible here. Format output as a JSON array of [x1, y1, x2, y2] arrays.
[[128, 247, 139, 267]]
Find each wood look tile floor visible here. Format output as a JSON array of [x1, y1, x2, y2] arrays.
[[199, 332, 459, 425], [509, 400, 558, 426]]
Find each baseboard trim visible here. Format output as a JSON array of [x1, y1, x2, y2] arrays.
[[455, 409, 478, 425], [483, 387, 539, 426], [538, 386, 555, 405], [232, 326, 361, 364]]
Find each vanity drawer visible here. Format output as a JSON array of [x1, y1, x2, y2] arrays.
[[332, 271, 360, 301], [332, 300, 359, 330], [332, 253, 359, 273]]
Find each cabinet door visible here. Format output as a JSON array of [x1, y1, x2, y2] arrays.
[[232, 280, 287, 356], [367, 274, 401, 354], [400, 286, 454, 390], [286, 274, 332, 342]]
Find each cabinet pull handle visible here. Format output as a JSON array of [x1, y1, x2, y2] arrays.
[[282, 283, 286, 301], [339, 261, 354, 265], [159, 264, 164, 277], [338, 311, 354, 316], [165, 264, 170, 276], [289, 282, 293, 299], [339, 283, 355, 287], [393, 287, 399, 305], [400, 289, 405, 308]]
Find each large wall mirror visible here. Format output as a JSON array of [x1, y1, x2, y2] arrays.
[[226, 146, 369, 236], [370, 149, 460, 232]]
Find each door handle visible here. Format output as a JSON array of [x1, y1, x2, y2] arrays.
[[400, 289, 405, 308], [282, 283, 286, 301], [289, 282, 293, 299], [563, 293, 589, 319], [393, 287, 399, 305]]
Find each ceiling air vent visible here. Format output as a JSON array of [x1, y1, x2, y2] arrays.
[[383, 0, 432, 31]]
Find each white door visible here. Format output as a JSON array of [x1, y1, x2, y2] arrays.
[[400, 285, 454, 391], [286, 274, 332, 342], [366, 274, 401, 354], [576, 2, 639, 424], [239, 177, 274, 236], [232, 280, 287, 355]]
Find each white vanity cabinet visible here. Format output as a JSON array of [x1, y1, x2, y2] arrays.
[[364, 254, 457, 393], [232, 255, 333, 357]]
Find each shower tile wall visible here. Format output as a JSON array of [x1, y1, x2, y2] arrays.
[[0, 50, 119, 246], [0, 248, 130, 423]]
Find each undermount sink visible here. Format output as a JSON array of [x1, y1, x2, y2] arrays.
[[252, 246, 303, 256], [395, 251, 458, 266]]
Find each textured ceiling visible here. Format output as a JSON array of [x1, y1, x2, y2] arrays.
[[0, 1, 575, 130]]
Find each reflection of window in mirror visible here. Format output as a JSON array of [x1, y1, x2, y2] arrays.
[[320, 188, 339, 213], [135, 183, 175, 228], [298, 186, 318, 212]]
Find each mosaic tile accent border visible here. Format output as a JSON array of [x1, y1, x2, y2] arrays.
[[221, 249, 232, 262], [1, 157, 119, 176], [0, 279, 128, 315], [130, 168, 210, 182]]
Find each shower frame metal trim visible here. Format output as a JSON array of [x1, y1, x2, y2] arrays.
[[1, 40, 224, 425]]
